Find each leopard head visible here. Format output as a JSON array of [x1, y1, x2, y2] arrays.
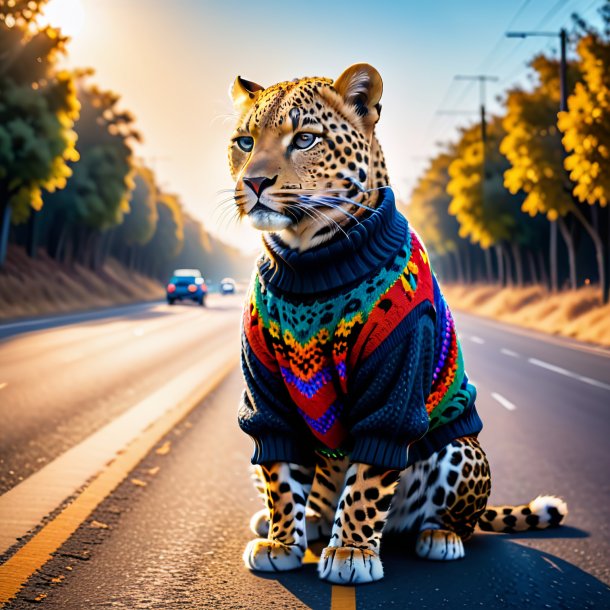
[[227, 64, 390, 251]]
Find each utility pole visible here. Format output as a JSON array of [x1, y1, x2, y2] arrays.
[[506, 29, 568, 293], [454, 75, 499, 149], [450, 76, 498, 284]]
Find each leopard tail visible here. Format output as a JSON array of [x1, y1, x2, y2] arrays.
[[478, 495, 568, 533]]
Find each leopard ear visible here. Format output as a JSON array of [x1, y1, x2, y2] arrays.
[[333, 63, 383, 129], [230, 76, 264, 113]]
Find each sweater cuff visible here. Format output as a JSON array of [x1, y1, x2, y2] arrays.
[[250, 433, 314, 466], [350, 435, 409, 470]]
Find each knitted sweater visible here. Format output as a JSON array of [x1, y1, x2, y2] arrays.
[[239, 188, 482, 470]]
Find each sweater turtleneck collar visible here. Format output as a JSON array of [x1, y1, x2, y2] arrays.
[[257, 188, 408, 296]]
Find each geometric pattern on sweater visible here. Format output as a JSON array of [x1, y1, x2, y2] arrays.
[[244, 228, 465, 451]]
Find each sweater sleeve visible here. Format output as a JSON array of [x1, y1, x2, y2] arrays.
[[239, 326, 314, 467], [347, 307, 436, 470]]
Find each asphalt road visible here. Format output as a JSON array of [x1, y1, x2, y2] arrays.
[[0, 296, 243, 494], [1, 303, 610, 609]]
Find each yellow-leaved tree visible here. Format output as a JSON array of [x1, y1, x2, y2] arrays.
[[447, 117, 527, 286], [501, 55, 583, 291], [558, 4, 610, 302]]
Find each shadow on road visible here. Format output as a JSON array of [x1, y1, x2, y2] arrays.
[[256, 530, 609, 610]]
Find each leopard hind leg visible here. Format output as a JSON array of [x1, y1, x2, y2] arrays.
[[387, 436, 491, 561]]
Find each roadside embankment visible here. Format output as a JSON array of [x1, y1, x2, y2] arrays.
[[443, 284, 610, 348], [0, 247, 164, 320]]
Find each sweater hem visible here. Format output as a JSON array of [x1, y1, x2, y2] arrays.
[[407, 403, 483, 466], [249, 434, 314, 466], [350, 434, 411, 470]]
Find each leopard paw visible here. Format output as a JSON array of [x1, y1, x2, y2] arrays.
[[305, 508, 332, 542], [415, 529, 464, 561], [318, 546, 383, 584], [243, 538, 304, 572], [250, 509, 269, 537]]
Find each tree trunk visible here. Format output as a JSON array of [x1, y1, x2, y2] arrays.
[[537, 249, 549, 291], [54, 223, 68, 262], [557, 216, 577, 291], [451, 250, 464, 284], [0, 200, 11, 267], [571, 205, 606, 304], [462, 246, 471, 284], [484, 248, 493, 284], [549, 218, 558, 292], [495, 244, 505, 287], [527, 249, 538, 285], [503, 244, 513, 287], [511, 243, 524, 287], [26, 210, 39, 259]]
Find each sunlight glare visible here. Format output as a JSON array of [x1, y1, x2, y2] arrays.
[[41, 0, 85, 39]]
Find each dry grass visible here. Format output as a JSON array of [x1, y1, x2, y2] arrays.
[[443, 283, 610, 348], [0, 247, 164, 320]]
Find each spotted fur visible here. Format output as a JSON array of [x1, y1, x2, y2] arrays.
[[231, 64, 567, 584]]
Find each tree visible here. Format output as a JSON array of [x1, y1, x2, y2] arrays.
[[405, 149, 470, 282], [112, 165, 159, 270], [0, 1, 48, 26], [558, 4, 610, 301], [447, 117, 531, 286], [141, 192, 185, 278], [43, 79, 139, 267], [0, 11, 79, 264], [501, 55, 583, 291]]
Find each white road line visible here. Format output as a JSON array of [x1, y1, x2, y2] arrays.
[[470, 336, 485, 344], [528, 358, 610, 392], [500, 348, 519, 358], [491, 392, 516, 411], [0, 382, 7, 390]]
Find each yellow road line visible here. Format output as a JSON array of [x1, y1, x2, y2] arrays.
[[0, 355, 238, 607], [331, 585, 356, 610]]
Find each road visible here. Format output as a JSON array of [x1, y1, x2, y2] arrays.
[[0, 301, 609, 609]]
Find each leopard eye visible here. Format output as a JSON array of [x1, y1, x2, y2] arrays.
[[293, 132, 319, 151], [235, 136, 254, 152]]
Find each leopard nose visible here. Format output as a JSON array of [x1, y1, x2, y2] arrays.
[[243, 175, 278, 197]]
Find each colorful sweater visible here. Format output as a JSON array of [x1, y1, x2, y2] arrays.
[[239, 188, 482, 470]]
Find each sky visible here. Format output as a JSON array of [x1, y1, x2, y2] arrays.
[[41, 0, 605, 253]]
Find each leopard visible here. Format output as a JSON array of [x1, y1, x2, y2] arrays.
[[227, 63, 568, 585]]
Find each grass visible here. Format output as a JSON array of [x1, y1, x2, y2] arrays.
[[442, 283, 610, 348], [0, 246, 165, 320]]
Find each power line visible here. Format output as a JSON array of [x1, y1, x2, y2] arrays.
[[478, 0, 533, 71], [534, 0, 572, 29]]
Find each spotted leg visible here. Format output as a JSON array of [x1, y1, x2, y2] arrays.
[[250, 456, 348, 543], [386, 436, 491, 560], [318, 463, 400, 584], [243, 462, 314, 572]]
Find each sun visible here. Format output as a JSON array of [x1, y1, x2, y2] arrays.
[[41, 0, 85, 39]]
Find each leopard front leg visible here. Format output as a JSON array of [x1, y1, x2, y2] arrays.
[[243, 462, 314, 572], [318, 463, 400, 584]]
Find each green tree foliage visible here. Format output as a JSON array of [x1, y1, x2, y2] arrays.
[[0, 12, 79, 264], [50, 80, 138, 230], [140, 192, 185, 276], [120, 166, 158, 247]]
